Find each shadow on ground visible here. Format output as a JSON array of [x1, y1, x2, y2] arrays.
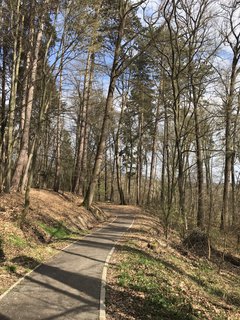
[[0, 211, 134, 320]]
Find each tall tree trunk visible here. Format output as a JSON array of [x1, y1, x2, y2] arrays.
[[73, 50, 95, 194], [161, 102, 168, 207], [5, 0, 23, 192], [192, 90, 204, 229], [114, 91, 127, 205], [221, 56, 238, 231], [73, 2, 102, 195], [83, 2, 128, 209], [205, 148, 213, 234], [147, 86, 161, 204], [164, 4, 188, 233], [21, 84, 51, 222], [0, 45, 7, 191], [83, 73, 117, 208], [173, 80, 187, 233], [11, 16, 44, 191], [231, 92, 240, 226], [128, 138, 134, 203], [110, 148, 116, 202], [53, 98, 62, 192], [20, 48, 32, 133], [21, 3, 58, 192], [81, 56, 94, 197], [104, 147, 108, 201], [136, 111, 143, 205], [231, 153, 235, 226], [115, 136, 126, 205], [53, 21, 67, 193]]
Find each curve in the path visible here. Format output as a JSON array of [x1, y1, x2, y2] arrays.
[[0, 206, 134, 320]]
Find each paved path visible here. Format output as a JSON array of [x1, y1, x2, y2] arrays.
[[0, 206, 134, 320]]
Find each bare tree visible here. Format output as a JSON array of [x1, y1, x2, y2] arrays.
[[221, 0, 240, 230], [4, 0, 23, 192], [11, 0, 50, 191], [83, 0, 147, 208]]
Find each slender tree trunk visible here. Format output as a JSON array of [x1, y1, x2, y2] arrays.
[[73, 50, 95, 194], [0, 51, 6, 140], [174, 84, 187, 232], [164, 4, 188, 232], [143, 153, 148, 203], [114, 91, 127, 204], [231, 153, 235, 226], [53, 26, 67, 193], [115, 136, 126, 205], [81, 56, 94, 197], [20, 48, 32, 133], [53, 53, 64, 192], [128, 139, 134, 202], [147, 86, 161, 204], [83, 3, 127, 208], [83, 74, 117, 208], [0, 45, 6, 191], [110, 149, 115, 202], [221, 57, 238, 231], [97, 177, 101, 201], [231, 93, 240, 226], [73, 2, 102, 195], [11, 17, 44, 191], [104, 147, 108, 201], [136, 111, 143, 205], [205, 150, 213, 234], [53, 97, 62, 192], [21, 83, 51, 222], [5, 0, 22, 192], [161, 103, 168, 207], [192, 91, 204, 229]]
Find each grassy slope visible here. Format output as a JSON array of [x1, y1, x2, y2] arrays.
[[106, 211, 240, 320], [0, 189, 111, 294]]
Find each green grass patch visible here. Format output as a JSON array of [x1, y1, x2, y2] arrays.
[[117, 249, 197, 320], [117, 261, 132, 286], [4, 264, 17, 273], [8, 234, 27, 248], [38, 221, 73, 240], [114, 241, 240, 320]]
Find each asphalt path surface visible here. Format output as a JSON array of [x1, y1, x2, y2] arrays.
[[0, 206, 134, 320]]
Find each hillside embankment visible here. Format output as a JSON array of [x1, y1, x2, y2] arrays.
[[0, 189, 111, 294], [106, 211, 240, 320], [1, 189, 240, 319]]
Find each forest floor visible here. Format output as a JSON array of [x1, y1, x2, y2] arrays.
[[0, 189, 111, 295], [106, 211, 240, 320], [0, 190, 240, 319]]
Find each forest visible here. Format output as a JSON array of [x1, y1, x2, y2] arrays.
[[0, 0, 240, 239]]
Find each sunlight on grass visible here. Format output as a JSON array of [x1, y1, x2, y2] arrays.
[[38, 222, 72, 240], [8, 234, 27, 248], [4, 264, 17, 273], [115, 243, 240, 320], [117, 249, 197, 320]]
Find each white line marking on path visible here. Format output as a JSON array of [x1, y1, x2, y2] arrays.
[[99, 217, 135, 320], [0, 216, 117, 302]]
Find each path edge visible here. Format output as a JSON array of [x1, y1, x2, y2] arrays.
[[99, 217, 135, 320], [0, 215, 117, 302]]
